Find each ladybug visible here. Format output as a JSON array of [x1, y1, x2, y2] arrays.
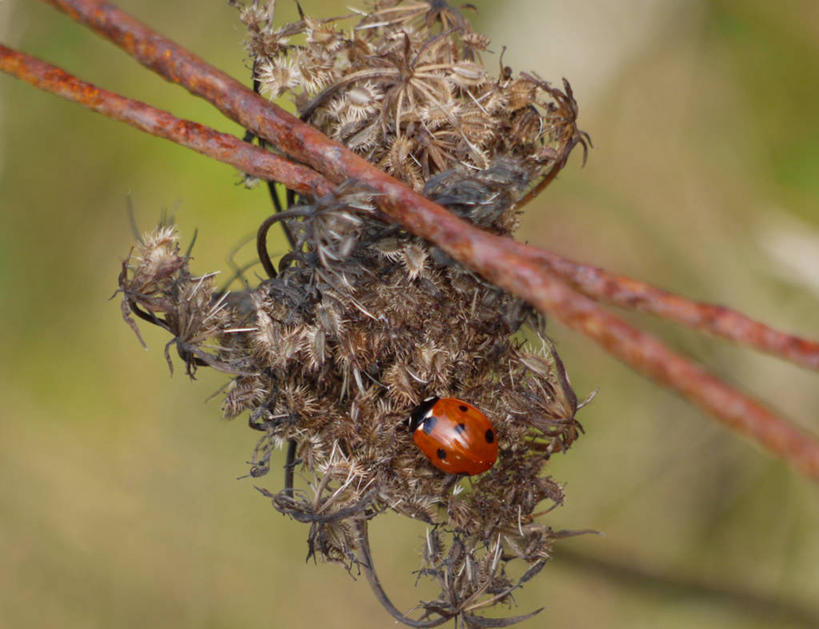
[[408, 397, 498, 475]]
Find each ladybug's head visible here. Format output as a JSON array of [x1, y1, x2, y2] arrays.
[[407, 396, 440, 431]]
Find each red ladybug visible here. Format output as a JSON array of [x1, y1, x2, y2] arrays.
[[408, 397, 498, 475]]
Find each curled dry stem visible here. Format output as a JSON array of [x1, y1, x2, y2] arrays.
[[353, 519, 543, 629]]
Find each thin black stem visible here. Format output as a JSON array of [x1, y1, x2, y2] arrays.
[[250, 64, 298, 250], [284, 438, 297, 497]]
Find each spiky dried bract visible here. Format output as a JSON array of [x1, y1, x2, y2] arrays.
[[118, 225, 254, 376], [121, 2, 589, 626]]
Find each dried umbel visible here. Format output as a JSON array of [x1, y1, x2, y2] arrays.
[[238, 0, 589, 202], [119, 2, 589, 626]]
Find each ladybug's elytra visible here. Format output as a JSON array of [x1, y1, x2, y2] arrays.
[[408, 397, 498, 475]]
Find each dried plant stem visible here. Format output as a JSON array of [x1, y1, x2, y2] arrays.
[[512, 161, 562, 210], [533, 250, 819, 371], [557, 546, 819, 627], [32, 0, 819, 479], [354, 520, 450, 628], [353, 520, 544, 628], [0, 45, 332, 197]]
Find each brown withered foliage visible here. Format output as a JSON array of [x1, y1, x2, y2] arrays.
[[118, 2, 589, 626]]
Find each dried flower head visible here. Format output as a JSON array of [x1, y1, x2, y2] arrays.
[[240, 0, 588, 197], [122, 2, 590, 626]]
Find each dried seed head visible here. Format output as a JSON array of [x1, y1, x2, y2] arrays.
[[121, 1, 592, 625], [256, 57, 300, 98], [239, 0, 587, 210], [120, 197, 584, 623]]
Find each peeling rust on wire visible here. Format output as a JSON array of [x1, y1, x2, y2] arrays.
[[0, 44, 331, 197], [532, 250, 819, 371]]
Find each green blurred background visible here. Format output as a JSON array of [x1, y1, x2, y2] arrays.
[[1, 1, 818, 627]]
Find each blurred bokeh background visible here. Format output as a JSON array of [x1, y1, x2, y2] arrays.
[[1, 1, 818, 627]]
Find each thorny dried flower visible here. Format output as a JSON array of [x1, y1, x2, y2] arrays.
[[119, 2, 590, 626]]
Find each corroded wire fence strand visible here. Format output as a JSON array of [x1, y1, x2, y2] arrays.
[[495, 258, 819, 480], [42, 0, 322, 166], [41, 0, 819, 371], [0, 45, 332, 197], [37, 0, 819, 478], [533, 250, 819, 371]]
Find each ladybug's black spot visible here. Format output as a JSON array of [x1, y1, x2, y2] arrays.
[[455, 423, 467, 434], [423, 415, 438, 435], [437, 448, 447, 460], [458, 404, 468, 412], [485, 429, 495, 444]]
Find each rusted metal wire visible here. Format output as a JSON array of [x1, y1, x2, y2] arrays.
[[40, 0, 819, 368], [21, 0, 819, 479], [497, 261, 819, 479], [0, 44, 332, 197], [533, 249, 819, 370]]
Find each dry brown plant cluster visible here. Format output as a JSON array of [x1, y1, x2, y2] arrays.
[[118, 1, 589, 626], [241, 0, 588, 201]]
